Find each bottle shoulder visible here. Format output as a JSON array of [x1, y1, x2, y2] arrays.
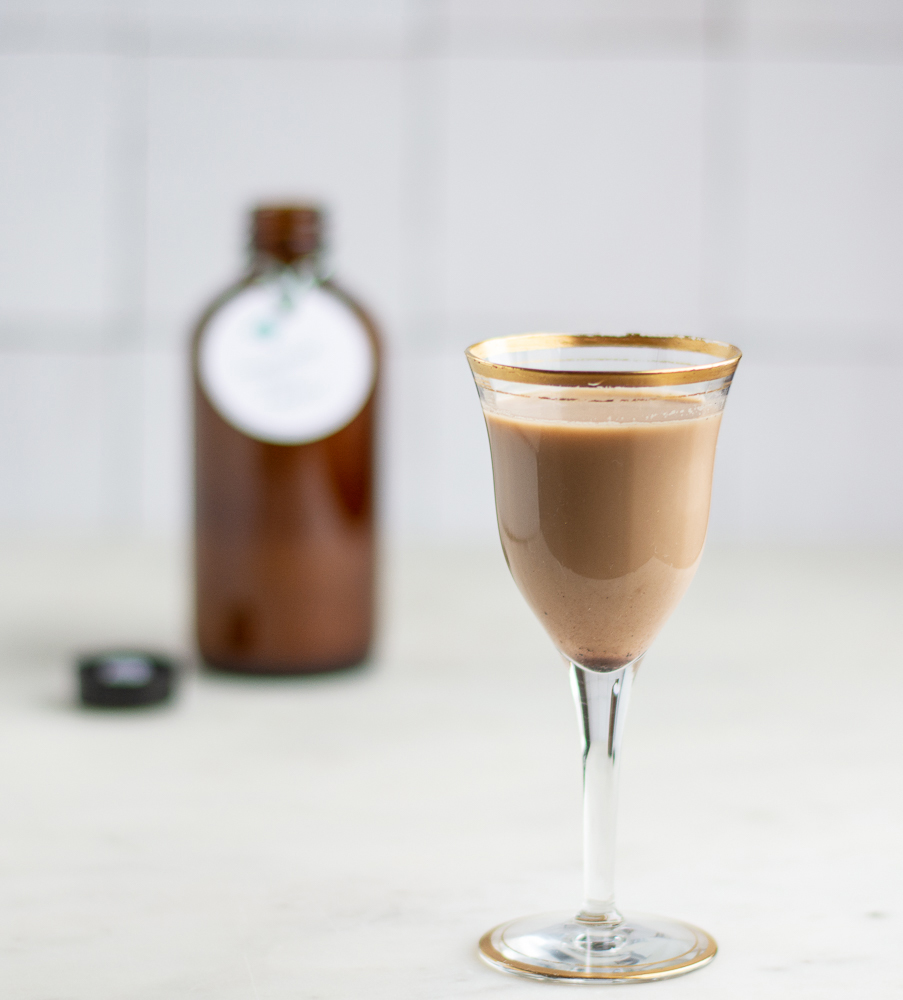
[[321, 278, 381, 354], [192, 271, 380, 356], [191, 272, 257, 353]]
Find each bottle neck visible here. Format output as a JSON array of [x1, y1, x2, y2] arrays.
[[249, 248, 327, 283]]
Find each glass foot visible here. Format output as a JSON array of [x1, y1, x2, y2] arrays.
[[479, 911, 716, 983]]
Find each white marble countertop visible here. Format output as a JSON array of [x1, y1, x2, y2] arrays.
[[0, 539, 900, 998]]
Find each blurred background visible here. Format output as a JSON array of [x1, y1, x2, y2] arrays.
[[2, 7, 902, 996], [1, 0, 902, 550]]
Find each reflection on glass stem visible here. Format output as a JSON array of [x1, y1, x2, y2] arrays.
[[571, 658, 639, 926]]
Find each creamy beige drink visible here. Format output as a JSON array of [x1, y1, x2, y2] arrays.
[[484, 393, 721, 669]]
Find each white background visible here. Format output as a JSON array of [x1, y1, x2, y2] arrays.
[[1, 0, 902, 544]]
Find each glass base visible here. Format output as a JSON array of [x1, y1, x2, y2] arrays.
[[479, 911, 716, 983]]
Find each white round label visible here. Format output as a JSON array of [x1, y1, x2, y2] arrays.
[[198, 278, 376, 445]]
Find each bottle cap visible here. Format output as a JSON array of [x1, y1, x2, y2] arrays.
[[251, 204, 323, 261], [78, 651, 177, 708]]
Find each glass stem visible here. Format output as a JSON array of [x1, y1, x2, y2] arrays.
[[570, 659, 638, 925]]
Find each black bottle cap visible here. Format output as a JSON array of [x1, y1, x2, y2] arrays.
[[78, 651, 177, 708]]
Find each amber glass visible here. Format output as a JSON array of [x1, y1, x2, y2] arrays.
[[192, 205, 379, 674]]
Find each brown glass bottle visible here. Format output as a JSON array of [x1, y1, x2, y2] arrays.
[[192, 205, 379, 674]]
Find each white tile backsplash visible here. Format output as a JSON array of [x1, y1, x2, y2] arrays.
[[741, 62, 903, 333], [145, 55, 405, 348], [445, 0, 709, 57], [147, 0, 411, 55], [441, 59, 707, 339], [0, 55, 117, 333], [796, 363, 903, 538], [0, 0, 411, 59], [0, 351, 143, 531], [139, 347, 190, 537], [710, 359, 903, 541], [0, 2, 901, 542], [382, 351, 496, 541]]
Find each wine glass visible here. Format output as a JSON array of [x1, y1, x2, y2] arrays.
[[466, 333, 742, 983]]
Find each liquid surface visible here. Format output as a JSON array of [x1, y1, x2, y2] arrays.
[[484, 394, 721, 669]]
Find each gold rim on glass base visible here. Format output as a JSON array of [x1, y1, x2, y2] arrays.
[[479, 911, 717, 983]]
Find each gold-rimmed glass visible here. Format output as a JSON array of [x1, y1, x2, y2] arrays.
[[466, 333, 741, 983]]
